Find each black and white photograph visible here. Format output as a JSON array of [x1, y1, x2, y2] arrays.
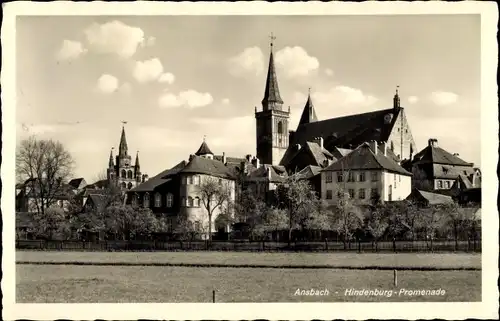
[[2, 1, 498, 320]]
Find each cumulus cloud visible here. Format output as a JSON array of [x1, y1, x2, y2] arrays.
[[324, 68, 334, 77], [228, 47, 265, 77], [133, 58, 164, 83], [275, 46, 320, 78], [314, 85, 377, 107], [158, 90, 214, 109], [222, 98, 230, 105], [158, 72, 175, 84], [84, 20, 145, 58], [430, 91, 459, 105], [56, 40, 87, 61], [408, 96, 419, 104], [97, 74, 119, 93]]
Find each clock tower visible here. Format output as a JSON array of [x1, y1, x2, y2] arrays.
[[255, 34, 290, 166]]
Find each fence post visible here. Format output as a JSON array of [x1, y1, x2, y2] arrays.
[[212, 290, 216, 303], [324, 238, 328, 251], [393, 270, 398, 287]]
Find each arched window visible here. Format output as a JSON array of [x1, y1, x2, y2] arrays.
[[121, 169, 126, 178], [187, 196, 193, 207], [195, 197, 200, 207], [166, 193, 173, 208], [193, 175, 199, 185], [277, 121, 283, 134], [154, 193, 161, 207], [127, 170, 133, 179], [127, 182, 133, 190], [144, 193, 150, 208], [131, 194, 138, 206], [121, 182, 126, 189], [188, 176, 193, 184]]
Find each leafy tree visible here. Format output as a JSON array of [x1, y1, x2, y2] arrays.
[[31, 206, 71, 240], [420, 204, 446, 251], [253, 207, 288, 241], [174, 217, 202, 242], [16, 136, 75, 216], [365, 204, 388, 251], [399, 200, 421, 242], [275, 175, 317, 246], [198, 176, 233, 243], [330, 187, 364, 249], [104, 205, 162, 240], [234, 187, 269, 238]]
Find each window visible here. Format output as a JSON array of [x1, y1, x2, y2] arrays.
[[445, 181, 451, 189], [121, 182, 127, 189], [337, 173, 344, 183], [166, 193, 173, 207], [359, 172, 365, 182], [181, 197, 186, 207], [127, 170, 133, 179], [277, 121, 283, 134], [187, 196, 193, 207], [348, 189, 355, 199], [127, 182, 133, 190], [371, 188, 378, 199], [348, 172, 355, 182], [325, 172, 333, 183], [143, 193, 150, 208], [437, 180, 443, 189], [154, 193, 161, 207], [371, 171, 378, 181], [121, 169, 126, 178], [326, 190, 333, 199], [193, 175, 199, 185], [359, 189, 366, 199], [394, 174, 397, 188], [195, 197, 200, 207], [388, 185, 393, 201], [188, 176, 193, 184]]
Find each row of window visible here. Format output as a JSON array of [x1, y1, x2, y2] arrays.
[[132, 193, 204, 208], [437, 180, 452, 189], [120, 169, 135, 179], [181, 175, 224, 186], [325, 188, 378, 200], [325, 171, 379, 183]]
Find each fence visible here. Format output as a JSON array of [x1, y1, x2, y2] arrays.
[[16, 239, 481, 253]]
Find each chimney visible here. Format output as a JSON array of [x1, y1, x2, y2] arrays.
[[240, 161, 248, 175], [428, 138, 438, 148], [314, 137, 324, 149], [369, 140, 378, 155], [251, 157, 260, 169], [382, 142, 387, 156], [267, 167, 272, 180], [222, 152, 227, 165], [246, 154, 252, 162]]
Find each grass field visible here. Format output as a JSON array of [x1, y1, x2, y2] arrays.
[[16, 251, 481, 269], [16, 251, 481, 303]]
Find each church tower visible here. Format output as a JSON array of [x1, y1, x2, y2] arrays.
[[255, 33, 290, 165], [112, 123, 140, 190]]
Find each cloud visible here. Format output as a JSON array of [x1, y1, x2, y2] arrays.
[[133, 58, 164, 83], [228, 47, 265, 77], [97, 74, 119, 93], [119, 82, 132, 94], [158, 72, 175, 84], [324, 68, 334, 77], [56, 40, 87, 61], [408, 96, 419, 104], [222, 98, 230, 105], [146, 36, 156, 46], [314, 85, 378, 106], [430, 91, 459, 105], [84, 20, 145, 58], [158, 90, 214, 109], [275, 46, 320, 77]]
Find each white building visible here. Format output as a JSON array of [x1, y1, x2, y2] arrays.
[[321, 141, 412, 205]]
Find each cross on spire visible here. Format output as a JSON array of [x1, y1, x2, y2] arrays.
[[203, 135, 206, 142], [269, 32, 276, 48], [308, 87, 312, 95], [396, 85, 400, 95]]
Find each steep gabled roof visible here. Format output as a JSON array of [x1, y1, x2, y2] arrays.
[[262, 48, 283, 106], [412, 145, 473, 166], [247, 164, 288, 183], [324, 143, 411, 176], [86, 194, 107, 210], [130, 161, 186, 193], [68, 178, 86, 189], [295, 165, 322, 180], [180, 155, 235, 179], [298, 93, 318, 126]]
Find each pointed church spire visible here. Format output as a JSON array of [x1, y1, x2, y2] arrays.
[[298, 87, 318, 126], [108, 147, 114, 168], [135, 150, 140, 168], [119, 121, 128, 156], [195, 136, 214, 156], [393, 85, 401, 109], [261, 32, 283, 110]]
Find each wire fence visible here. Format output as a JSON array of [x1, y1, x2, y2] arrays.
[[16, 238, 481, 253]]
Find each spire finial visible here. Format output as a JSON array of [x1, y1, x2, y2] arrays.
[[203, 135, 206, 142], [121, 120, 127, 127], [308, 87, 312, 95], [396, 85, 400, 95], [269, 32, 276, 49]]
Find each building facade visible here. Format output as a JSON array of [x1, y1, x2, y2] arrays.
[[321, 141, 412, 205]]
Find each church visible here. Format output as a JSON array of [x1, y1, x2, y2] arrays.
[[255, 38, 417, 174]]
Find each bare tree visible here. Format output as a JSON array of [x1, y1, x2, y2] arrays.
[[330, 186, 364, 249], [365, 204, 388, 251], [198, 176, 233, 244], [420, 204, 446, 251], [16, 136, 75, 216]]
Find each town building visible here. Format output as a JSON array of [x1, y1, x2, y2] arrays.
[[321, 141, 412, 205], [409, 138, 479, 193]]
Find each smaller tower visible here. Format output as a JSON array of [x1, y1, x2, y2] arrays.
[[393, 85, 401, 109], [134, 151, 142, 182], [195, 136, 214, 160], [297, 87, 318, 127], [107, 147, 115, 182]]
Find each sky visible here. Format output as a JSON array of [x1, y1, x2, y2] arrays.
[[16, 14, 481, 182]]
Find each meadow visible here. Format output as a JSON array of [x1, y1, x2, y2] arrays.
[[16, 251, 481, 303]]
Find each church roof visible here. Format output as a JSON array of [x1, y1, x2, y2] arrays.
[[298, 93, 318, 126], [281, 107, 402, 166], [324, 142, 411, 176], [181, 155, 235, 179], [130, 161, 187, 192], [412, 144, 473, 166], [261, 49, 283, 106], [195, 140, 214, 156]]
